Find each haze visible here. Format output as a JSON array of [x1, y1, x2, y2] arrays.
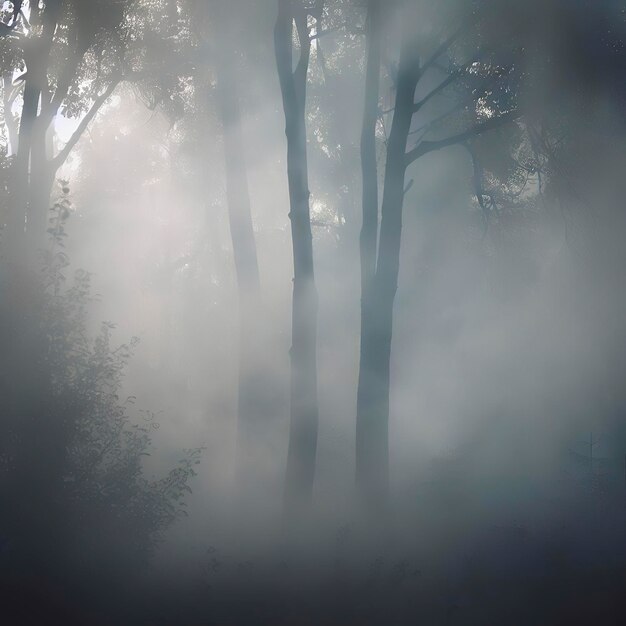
[[1, 1, 625, 624]]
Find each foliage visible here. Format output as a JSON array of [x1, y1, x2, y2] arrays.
[[0, 190, 202, 585]]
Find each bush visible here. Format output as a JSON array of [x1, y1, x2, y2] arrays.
[[0, 190, 202, 592]]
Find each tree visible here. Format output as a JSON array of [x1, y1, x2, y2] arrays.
[[189, 0, 266, 486], [1, 0, 189, 263], [355, 0, 521, 503], [2, 1, 125, 258], [274, 0, 323, 507], [356, 0, 382, 502], [0, 198, 201, 597]]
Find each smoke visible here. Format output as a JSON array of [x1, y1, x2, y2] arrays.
[[2, 0, 625, 623]]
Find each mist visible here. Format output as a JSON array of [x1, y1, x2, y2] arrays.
[[1, 1, 625, 624]]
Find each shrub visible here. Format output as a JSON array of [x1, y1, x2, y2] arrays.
[[0, 189, 202, 590]]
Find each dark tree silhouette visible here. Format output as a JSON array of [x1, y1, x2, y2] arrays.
[[274, 0, 322, 507], [356, 1, 521, 503]]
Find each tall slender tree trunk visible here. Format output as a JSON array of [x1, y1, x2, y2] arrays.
[[359, 0, 381, 295], [212, 1, 264, 485], [215, 76, 259, 295], [356, 0, 382, 499], [2, 73, 19, 156], [26, 114, 55, 251], [8, 0, 61, 261], [275, 0, 319, 507], [355, 26, 420, 505], [9, 77, 40, 249]]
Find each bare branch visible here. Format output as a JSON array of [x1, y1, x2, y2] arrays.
[[51, 78, 121, 171], [413, 51, 487, 113], [418, 3, 485, 76], [405, 109, 519, 166], [310, 26, 340, 41], [410, 69, 511, 137], [419, 25, 464, 75]]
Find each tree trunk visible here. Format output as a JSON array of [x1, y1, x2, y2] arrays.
[[212, 2, 264, 486], [2, 72, 19, 156], [356, 0, 382, 500], [9, 77, 40, 248], [359, 0, 381, 297], [7, 0, 61, 261], [216, 76, 259, 295], [26, 114, 55, 251], [355, 28, 420, 505], [275, 0, 319, 508]]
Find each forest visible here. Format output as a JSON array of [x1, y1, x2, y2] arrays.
[[0, 0, 625, 624]]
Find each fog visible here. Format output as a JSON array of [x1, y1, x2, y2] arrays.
[[1, 0, 625, 623]]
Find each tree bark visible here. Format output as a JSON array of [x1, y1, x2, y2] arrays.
[[25, 111, 56, 251], [8, 0, 61, 260], [2, 73, 19, 155], [216, 76, 259, 294], [359, 0, 381, 297], [356, 0, 382, 501], [211, 0, 264, 485], [275, 0, 319, 508], [9, 76, 39, 247], [355, 10, 515, 504], [356, 26, 420, 505]]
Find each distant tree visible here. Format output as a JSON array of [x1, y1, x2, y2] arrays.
[[519, 0, 626, 459], [186, 0, 267, 486]]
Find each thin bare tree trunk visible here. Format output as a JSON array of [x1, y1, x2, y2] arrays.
[[275, 0, 319, 508], [356, 25, 420, 505], [356, 0, 382, 501], [8, 0, 61, 260], [212, 0, 264, 485], [2, 73, 19, 156], [9, 77, 40, 247], [359, 0, 381, 296], [25, 113, 55, 251]]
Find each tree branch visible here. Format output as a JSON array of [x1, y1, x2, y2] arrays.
[[413, 50, 488, 113], [419, 25, 464, 75], [405, 109, 519, 166], [51, 78, 120, 171], [410, 69, 511, 138], [310, 26, 340, 41], [418, 3, 485, 76]]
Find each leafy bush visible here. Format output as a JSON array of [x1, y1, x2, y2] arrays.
[[0, 189, 202, 588]]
